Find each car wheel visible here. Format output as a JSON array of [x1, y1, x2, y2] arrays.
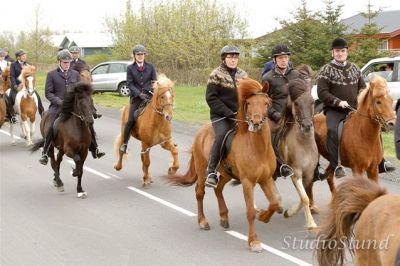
[[118, 82, 129, 97]]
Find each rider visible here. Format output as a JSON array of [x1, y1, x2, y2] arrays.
[[7, 49, 45, 123], [2, 48, 14, 63], [68, 45, 102, 119], [119, 44, 157, 154], [204, 45, 248, 188], [39, 50, 105, 165], [261, 44, 300, 179]]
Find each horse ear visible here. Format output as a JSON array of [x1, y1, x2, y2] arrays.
[[262, 81, 269, 94]]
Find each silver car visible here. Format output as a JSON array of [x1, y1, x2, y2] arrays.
[[91, 61, 132, 96]]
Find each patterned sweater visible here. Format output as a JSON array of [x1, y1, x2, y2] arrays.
[[317, 62, 366, 111], [206, 64, 248, 119]]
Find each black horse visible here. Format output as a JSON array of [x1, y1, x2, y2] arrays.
[[31, 82, 94, 198]]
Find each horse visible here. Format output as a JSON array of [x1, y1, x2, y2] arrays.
[[0, 75, 6, 128], [276, 76, 318, 229], [166, 79, 280, 252], [6, 65, 38, 145], [316, 177, 400, 266], [31, 82, 94, 198], [308, 75, 396, 208], [114, 74, 179, 187]]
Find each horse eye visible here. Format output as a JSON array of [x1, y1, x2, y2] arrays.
[[376, 100, 382, 105]]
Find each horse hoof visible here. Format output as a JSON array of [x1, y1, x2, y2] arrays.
[[58, 186, 64, 192], [250, 241, 262, 253], [283, 210, 290, 218], [199, 222, 210, 230], [114, 164, 122, 171], [310, 206, 320, 215], [77, 192, 87, 199], [276, 206, 284, 214], [142, 182, 151, 188], [307, 226, 318, 233], [53, 180, 57, 187], [220, 220, 230, 229], [168, 167, 177, 175]]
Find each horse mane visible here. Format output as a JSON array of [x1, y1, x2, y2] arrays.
[[296, 64, 314, 79], [153, 74, 174, 91], [358, 75, 387, 107], [237, 78, 265, 131], [74, 62, 90, 73], [60, 81, 93, 120], [18, 65, 36, 81]]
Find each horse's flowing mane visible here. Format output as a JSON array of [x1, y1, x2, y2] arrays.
[[153, 74, 174, 93], [74, 63, 90, 73], [61, 82, 93, 119]]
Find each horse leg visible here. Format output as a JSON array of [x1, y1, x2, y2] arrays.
[[241, 179, 262, 252], [160, 139, 179, 175], [141, 143, 152, 187], [74, 154, 87, 199], [51, 148, 64, 192], [257, 177, 280, 224], [285, 171, 317, 229], [366, 166, 379, 182], [214, 176, 230, 229], [22, 120, 32, 146], [195, 162, 209, 230], [272, 181, 283, 213], [327, 172, 336, 195], [9, 121, 16, 145], [29, 119, 36, 145]]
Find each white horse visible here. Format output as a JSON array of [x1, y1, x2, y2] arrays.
[[6, 65, 38, 145]]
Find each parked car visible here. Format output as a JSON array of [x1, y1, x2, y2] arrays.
[[91, 61, 131, 96], [312, 56, 400, 109]]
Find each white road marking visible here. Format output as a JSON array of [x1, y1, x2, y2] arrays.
[[0, 129, 22, 139], [226, 231, 312, 266], [67, 160, 111, 179]]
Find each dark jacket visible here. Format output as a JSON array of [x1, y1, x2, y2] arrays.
[[206, 64, 248, 120], [4, 55, 14, 63], [70, 58, 88, 71], [396, 101, 400, 160], [127, 61, 157, 103], [317, 62, 366, 112], [45, 67, 80, 116], [261, 66, 301, 120], [10, 60, 28, 90]]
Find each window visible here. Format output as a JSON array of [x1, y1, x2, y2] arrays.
[[109, 63, 126, 73], [92, 64, 108, 75]]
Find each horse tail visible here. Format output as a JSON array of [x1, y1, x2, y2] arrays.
[[316, 177, 387, 266], [164, 151, 198, 186], [30, 139, 44, 153]]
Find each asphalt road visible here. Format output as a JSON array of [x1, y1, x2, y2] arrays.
[[1, 106, 399, 266]]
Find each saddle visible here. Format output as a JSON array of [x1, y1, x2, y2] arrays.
[[220, 126, 240, 180], [133, 99, 151, 120]]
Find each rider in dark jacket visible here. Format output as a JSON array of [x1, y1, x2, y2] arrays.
[[38, 50, 104, 165], [204, 45, 248, 188], [119, 45, 157, 154], [7, 49, 45, 123]]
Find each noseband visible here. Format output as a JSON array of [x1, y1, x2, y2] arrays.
[[152, 88, 174, 116], [244, 92, 269, 125]]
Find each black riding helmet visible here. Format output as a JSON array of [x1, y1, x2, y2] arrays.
[[15, 49, 27, 58], [331, 38, 348, 49], [57, 49, 73, 61], [271, 44, 291, 58], [220, 45, 240, 59]]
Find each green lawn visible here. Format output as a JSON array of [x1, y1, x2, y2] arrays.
[[34, 71, 396, 158]]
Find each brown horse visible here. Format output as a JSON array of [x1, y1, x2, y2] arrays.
[[309, 76, 395, 206], [114, 74, 179, 186], [166, 79, 279, 252], [31, 82, 94, 198], [278, 77, 317, 229], [8, 65, 38, 145], [316, 177, 400, 266]]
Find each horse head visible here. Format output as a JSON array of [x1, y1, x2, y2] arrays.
[[75, 64, 93, 83], [238, 78, 271, 132], [62, 81, 94, 126], [18, 65, 36, 95], [151, 74, 175, 121], [358, 75, 395, 130], [288, 78, 315, 134]]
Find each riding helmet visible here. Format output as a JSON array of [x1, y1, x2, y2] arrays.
[[15, 49, 27, 58], [271, 44, 291, 58], [69, 46, 81, 53], [220, 45, 241, 59], [331, 38, 348, 49], [0, 50, 5, 57], [132, 45, 146, 54], [57, 49, 73, 61]]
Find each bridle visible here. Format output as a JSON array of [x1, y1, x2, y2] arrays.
[[152, 87, 174, 116], [243, 92, 269, 125]]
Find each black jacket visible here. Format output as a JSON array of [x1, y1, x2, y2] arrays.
[[70, 58, 88, 71], [10, 60, 28, 90], [127, 61, 157, 104]]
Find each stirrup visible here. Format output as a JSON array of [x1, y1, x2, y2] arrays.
[[205, 172, 219, 188], [10, 116, 17, 124], [92, 148, 105, 159], [280, 164, 294, 178], [334, 165, 346, 179]]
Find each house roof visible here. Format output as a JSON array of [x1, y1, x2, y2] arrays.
[[342, 10, 400, 33], [51, 33, 114, 48]]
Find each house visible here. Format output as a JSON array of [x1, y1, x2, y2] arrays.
[[341, 10, 400, 52], [51, 33, 113, 56]]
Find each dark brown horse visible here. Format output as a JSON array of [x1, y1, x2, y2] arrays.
[[0, 74, 6, 128], [316, 177, 400, 266], [277, 77, 318, 229], [114, 74, 179, 187], [31, 82, 94, 198], [308, 76, 395, 209], [166, 79, 279, 252]]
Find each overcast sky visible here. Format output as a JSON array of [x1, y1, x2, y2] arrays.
[[2, 0, 400, 38]]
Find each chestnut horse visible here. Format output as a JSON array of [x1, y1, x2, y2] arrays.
[[277, 77, 317, 229], [7, 65, 38, 145], [166, 79, 280, 252], [308, 76, 395, 208], [31, 82, 94, 198], [114, 74, 179, 186], [316, 177, 400, 266]]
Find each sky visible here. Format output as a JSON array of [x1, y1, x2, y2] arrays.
[[2, 0, 400, 39]]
